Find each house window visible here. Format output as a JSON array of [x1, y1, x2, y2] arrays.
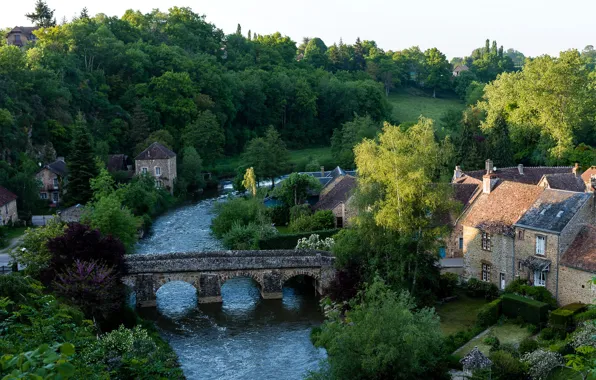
[[141, 167, 148, 174], [53, 177, 59, 189], [52, 192, 59, 202], [459, 237, 464, 250], [535, 235, 546, 256], [336, 217, 344, 228], [40, 192, 48, 200], [481, 232, 491, 251], [14, 34, 21, 42], [482, 264, 491, 282], [155, 167, 161, 176], [155, 179, 163, 189], [534, 270, 546, 287], [517, 229, 524, 240]]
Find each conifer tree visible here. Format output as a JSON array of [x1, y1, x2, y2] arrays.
[[130, 104, 150, 146], [26, 0, 56, 28], [66, 113, 98, 206]]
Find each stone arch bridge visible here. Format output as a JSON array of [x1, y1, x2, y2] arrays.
[[123, 250, 336, 307]]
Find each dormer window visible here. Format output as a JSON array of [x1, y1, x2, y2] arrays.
[[481, 232, 491, 251]]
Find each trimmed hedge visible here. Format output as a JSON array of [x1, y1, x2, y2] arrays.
[[574, 307, 596, 323], [258, 229, 340, 249], [466, 278, 499, 300], [476, 298, 502, 328], [549, 303, 587, 331], [502, 293, 550, 326]]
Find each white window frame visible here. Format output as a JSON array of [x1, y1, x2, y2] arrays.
[[40, 192, 48, 200], [141, 167, 148, 174], [53, 177, 59, 189], [534, 270, 546, 287], [155, 166, 161, 176], [482, 264, 491, 282], [481, 232, 491, 251], [52, 192, 59, 202], [535, 235, 546, 256]]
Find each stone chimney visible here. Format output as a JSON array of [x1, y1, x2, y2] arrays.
[[572, 163, 579, 176], [453, 165, 463, 180], [320, 166, 325, 177], [517, 164, 524, 175], [483, 159, 497, 194], [57, 156, 65, 162], [485, 159, 494, 174]]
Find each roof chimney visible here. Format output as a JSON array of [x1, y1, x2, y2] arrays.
[[485, 159, 494, 174], [572, 163, 579, 176], [483, 172, 498, 194], [320, 166, 325, 177], [454, 165, 463, 180], [517, 164, 524, 175]]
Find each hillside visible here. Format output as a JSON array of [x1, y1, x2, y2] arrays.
[[389, 88, 465, 124]]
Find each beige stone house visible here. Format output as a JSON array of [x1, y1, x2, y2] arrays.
[[0, 186, 18, 225], [313, 175, 357, 228], [559, 225, 596, 305], [135, 142, 177, 194], [6, 26, 39, 47], [35, 158, 68, 205], [452, 64, 469, 77], [582, 166, 596, 192]]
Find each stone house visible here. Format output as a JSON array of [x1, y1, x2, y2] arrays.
[[513, 189, 593, 300], [538, 172, 587, 193], [452, 64, 469, 77], [135, 142, 177, 194], [559, 225, 596, 305], [582, 166, 596, 192], [35, 158, 68, 205], [6, 26, 39, 47], [0, 186, 18, 225], [313, 175, 357, 228]]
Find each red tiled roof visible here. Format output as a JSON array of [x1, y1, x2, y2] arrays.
[[463, 181, 544, 234], [0, 186, 17, 207], [560, 225, 596, 273], [461, 166, 573, 185], [582, 166, 596, 184]]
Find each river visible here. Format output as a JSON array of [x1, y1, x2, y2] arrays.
[[135, 196, 327, 380]]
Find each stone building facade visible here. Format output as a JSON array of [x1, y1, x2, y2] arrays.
[[6, 26, 38, 47], [135, 142, 177, 194], [313, 175, 357, 227], [35, 158, 68, 205], [0, 186, 18, 225]]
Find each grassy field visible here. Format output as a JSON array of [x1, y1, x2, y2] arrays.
[[436, 293, 488, 336], [453, 323, 533, 358], [388, 88, 465, 125], [211, 147, 336, 177]]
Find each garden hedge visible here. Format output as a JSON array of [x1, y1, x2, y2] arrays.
[[476, 298, 502, 328], [258, 229, 340, 249], [549, 303, 587, 331], [501, 293, 549, 325]]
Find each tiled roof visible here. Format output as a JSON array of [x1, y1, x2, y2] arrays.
[[560, 225, 596, 273], [135, 142, 176, 160], [313, 176, 356, 211], [463, 181, 543, 234], [541, 173, 586, 192], [7, 26, 39, 36], [515, 190, 592, 233], [47, 159, 68, 177], [453, 183, 480, 209], [461, 166, 573, 185], [582, 166, 596, 184], [0, 186, 17, 206], [454, 64, 469, 72]]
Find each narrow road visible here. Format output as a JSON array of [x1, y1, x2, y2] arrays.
[[0, 236, 23, 267]]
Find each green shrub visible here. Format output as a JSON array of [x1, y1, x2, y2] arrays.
[[489, 350, 526, 380], [526, 323, 539, 335], [476, 298, 502, 328], [268, 205, 290, 226], [498, 342, 519, 357], [504, 278, 557, 308], [519, 337, 538, 355], [574, 307, 596, 323], [289, 204, 312, 222], [439, 272, 459, 298], [550, 303, 587, 331], [289, 210, 335, 233], [443, 326, 484, 354], [548, 340, 571, 355], [539, 327, 565, 341], [446, 354, 463, 370], [466, 278, 499, 299], [502, 293, 549, 326], [222, 222, 260, 249], [259, 229, 340, 249], [484, 335, 500, 349], [211, 197, 268, 238]]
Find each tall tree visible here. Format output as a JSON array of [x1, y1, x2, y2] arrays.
[[179, 146, 204, 194], [423, 48, 451, 98], [181, 110, 225, 166], [26, 0, 56, 27], [243, 126, 289, 188], [65, 113, 98, 206]]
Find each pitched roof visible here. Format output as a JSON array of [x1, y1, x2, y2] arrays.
[[463, 181, 543, 234], [0, 186, 17, 207], [313, 175, 357, 211], [453, 183, 480, 209], [460, 166, 573, 185], [541, 173, 586, 193], [7, 26, 39, 36], [582, 166, 596, 184], [107, 154, 130, 172], [454, 64, 469, 72], [46, 159, 68, 177], [515, 190, 592, 233], [135, 142, 176, 160], [560, 225, 596, 273]]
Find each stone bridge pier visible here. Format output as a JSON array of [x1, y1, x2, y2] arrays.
[[123, 250, 336, 307]]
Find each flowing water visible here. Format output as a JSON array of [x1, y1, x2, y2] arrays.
[[135, 196, 326, 380]]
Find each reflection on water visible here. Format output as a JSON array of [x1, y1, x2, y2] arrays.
[[139, 278, 326, 380]]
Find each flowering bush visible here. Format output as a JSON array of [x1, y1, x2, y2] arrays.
[[571, 321, 596, 349], [521, 349, 563, 379], [295, 234, 335, 251]]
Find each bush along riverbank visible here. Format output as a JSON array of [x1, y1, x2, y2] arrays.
[[5, 214, 186, 378]]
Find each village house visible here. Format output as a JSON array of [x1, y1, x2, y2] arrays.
[[582, 166, 596, 192], [313, 174, 357, 228], [6, 26, 39, 47], [452, 64, 469, 76], [0, 186, 18, 226], [135, 142, 177, 194], [450, 159, 596, 305], [35, 157, 68, 205]]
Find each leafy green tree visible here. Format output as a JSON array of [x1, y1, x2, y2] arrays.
[[179, 146, 205, 194], [10, 219, 66, 276], [65, 114, 98, 206], [182, 110, 225, 166], [82, 195, 140, 251], [311, 278, 448, 379], [423, 48, 451, 97], [243, 127, 290, 188], [331, 115, 381, 168], [303, 38, 328, 68], [274, 172, 321, 207], [26, 0, 56, 28]]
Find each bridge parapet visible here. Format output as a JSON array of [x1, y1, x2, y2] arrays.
[[123, 250, 335, 307]]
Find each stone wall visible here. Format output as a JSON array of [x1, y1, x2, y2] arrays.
[[35, 168, 61, 203], [463, 226, 514, 289], [514, 228, 559, 296], [123, 250, 336, 307], [558, 265, 596, 306], [135, 157, 177, 194], [0, 200, 18, 225]]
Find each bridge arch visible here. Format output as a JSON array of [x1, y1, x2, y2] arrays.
[[219, 271, 264, 290]]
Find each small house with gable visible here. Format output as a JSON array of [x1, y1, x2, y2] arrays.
[[135, 142, 177, 194], [35, 157, 68, 205], [6, 26, 39, 47], [0, 186, 18, 225]]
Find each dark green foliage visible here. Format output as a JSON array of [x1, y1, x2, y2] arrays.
[[274, 173, 322, 207], [331, 115, 381, 168], [574, 307, 596, 323], [443, 326, 484, 354], [466, 278, 499, 299], [438, 272, 459, 298], [268, 205, 290, 226], [549, 303, 587, 331], [501, 293, 549, 326], [446, 354, 463, 370], [26, 0, 56, 27], [539, 327, 566, 341], [210, 197, 269, 238], [289, 204, 312, 221], [258, 229, 339, 249], [476, 298, 502, 328], [519, 337, 539, 355], [504, 279, 557, 308], [483, 335, 500, 349], [289, 210, 335, 233], [489, 350, 526, 380], [65, 115, 98, 206]]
